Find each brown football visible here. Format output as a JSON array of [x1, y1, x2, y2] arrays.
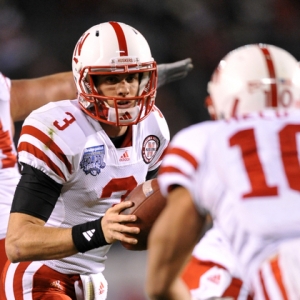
[[120, 178, 166, 251]]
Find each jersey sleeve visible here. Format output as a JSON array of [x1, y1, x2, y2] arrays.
[[17, 101, 88, 184], [0, 73, 17, 171], [0, 73, 11, 102], [144, 105, 170, 172], [157, 121, 217, 214]]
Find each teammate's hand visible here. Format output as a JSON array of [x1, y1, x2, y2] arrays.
[[157, 58, 193, 88], [101, 201, 140, 244]]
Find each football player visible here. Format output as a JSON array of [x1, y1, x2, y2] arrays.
[[146, 44, 300, 300], [0, 71, 76, 274], [0, 52, 193, 275], [0, 21, 191, 299]]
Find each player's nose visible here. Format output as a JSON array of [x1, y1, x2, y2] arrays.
[[117, 80, 130, 97]]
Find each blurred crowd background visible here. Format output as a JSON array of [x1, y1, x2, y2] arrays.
[[2, 0, 300, 298]]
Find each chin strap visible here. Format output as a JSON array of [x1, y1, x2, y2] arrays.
[[107, 106, 140, 125]]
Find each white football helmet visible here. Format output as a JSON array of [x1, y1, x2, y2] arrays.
[[207, 44, 300, 120], [72, 21, 157, 126]]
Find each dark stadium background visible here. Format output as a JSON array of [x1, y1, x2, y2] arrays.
[[1, 0, 300, 298]]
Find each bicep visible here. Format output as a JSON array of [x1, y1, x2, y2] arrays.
[[11, 164, 62, 221]]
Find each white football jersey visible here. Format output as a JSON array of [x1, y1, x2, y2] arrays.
[[0, 73, 20, 238], [17, 99, 170, 274], [192, 223, 241, 278], [158, 108, 300, 286]]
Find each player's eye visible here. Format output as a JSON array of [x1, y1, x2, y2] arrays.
[[104, 76, 118, 84], [126, 73, 139, 83]]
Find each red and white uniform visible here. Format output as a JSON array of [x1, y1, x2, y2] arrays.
[[2, 99, 169, 298], [0, 73, 20, 272], [181, 224, 251, 300], [159, 109, 300, 299]]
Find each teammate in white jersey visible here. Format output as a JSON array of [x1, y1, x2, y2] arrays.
[[180, 222, 252, 300], [0, 71, 77, 274], [146, 44, 300, 300], [0, 21, 172, 300]]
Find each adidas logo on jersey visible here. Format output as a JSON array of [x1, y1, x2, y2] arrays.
[[50, 280, 63, 290], [98, 281, 105, 295], [83, 229, 95, 241], [207, 274, 221, 284], [119, 150, 130, 161]]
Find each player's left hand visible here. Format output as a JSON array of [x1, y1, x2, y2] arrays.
[[101, 201, 140, 245], [157, 58, 193, 88]]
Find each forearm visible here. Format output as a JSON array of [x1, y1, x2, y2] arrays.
[[169, 278, 192, 300], [6, 201, 140, 262], [146, 210, 191, 299], [146, 187, 204, 299], [157, 58, 193, 88], [6, 213, 78, 262]]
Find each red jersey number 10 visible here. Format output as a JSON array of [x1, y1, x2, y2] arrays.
[[229, 124, 300, 198]]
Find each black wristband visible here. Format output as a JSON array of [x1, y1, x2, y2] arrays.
[[72, 217, 110, 253]]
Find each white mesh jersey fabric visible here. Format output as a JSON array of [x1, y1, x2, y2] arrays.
[[158, 109, 300, 291], [17, 99, 169, 274], [192, 223, 240, 277]]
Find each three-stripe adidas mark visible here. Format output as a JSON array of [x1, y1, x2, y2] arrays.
[[83, 229, 95, 241], [119, 150, 130, 161]]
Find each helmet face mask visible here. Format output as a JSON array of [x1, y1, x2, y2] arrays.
[[72, 21, 157, 126], [207, 44, 300, 120]]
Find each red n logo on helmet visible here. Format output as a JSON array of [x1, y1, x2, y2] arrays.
[[73, 33, 90, 63]]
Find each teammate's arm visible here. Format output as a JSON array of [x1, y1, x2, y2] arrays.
[[157, 58, 193, 88], [146, 186, 206, 300], [10, 72, 77, 122]]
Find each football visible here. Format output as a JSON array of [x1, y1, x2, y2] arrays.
[[120, 178, 166, 251]]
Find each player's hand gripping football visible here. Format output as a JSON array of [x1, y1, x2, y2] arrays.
[[157, 58, 193, 88], [101, 201, 139, 245]]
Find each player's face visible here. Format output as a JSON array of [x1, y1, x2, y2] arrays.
[[94, 73, 139, 108]]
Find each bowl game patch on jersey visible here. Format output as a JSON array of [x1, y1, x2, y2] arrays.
[[80, 145, 106, 176]]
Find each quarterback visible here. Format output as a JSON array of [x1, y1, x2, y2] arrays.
[[0, 39, 193, 278], [1, 21, 171, 299]]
